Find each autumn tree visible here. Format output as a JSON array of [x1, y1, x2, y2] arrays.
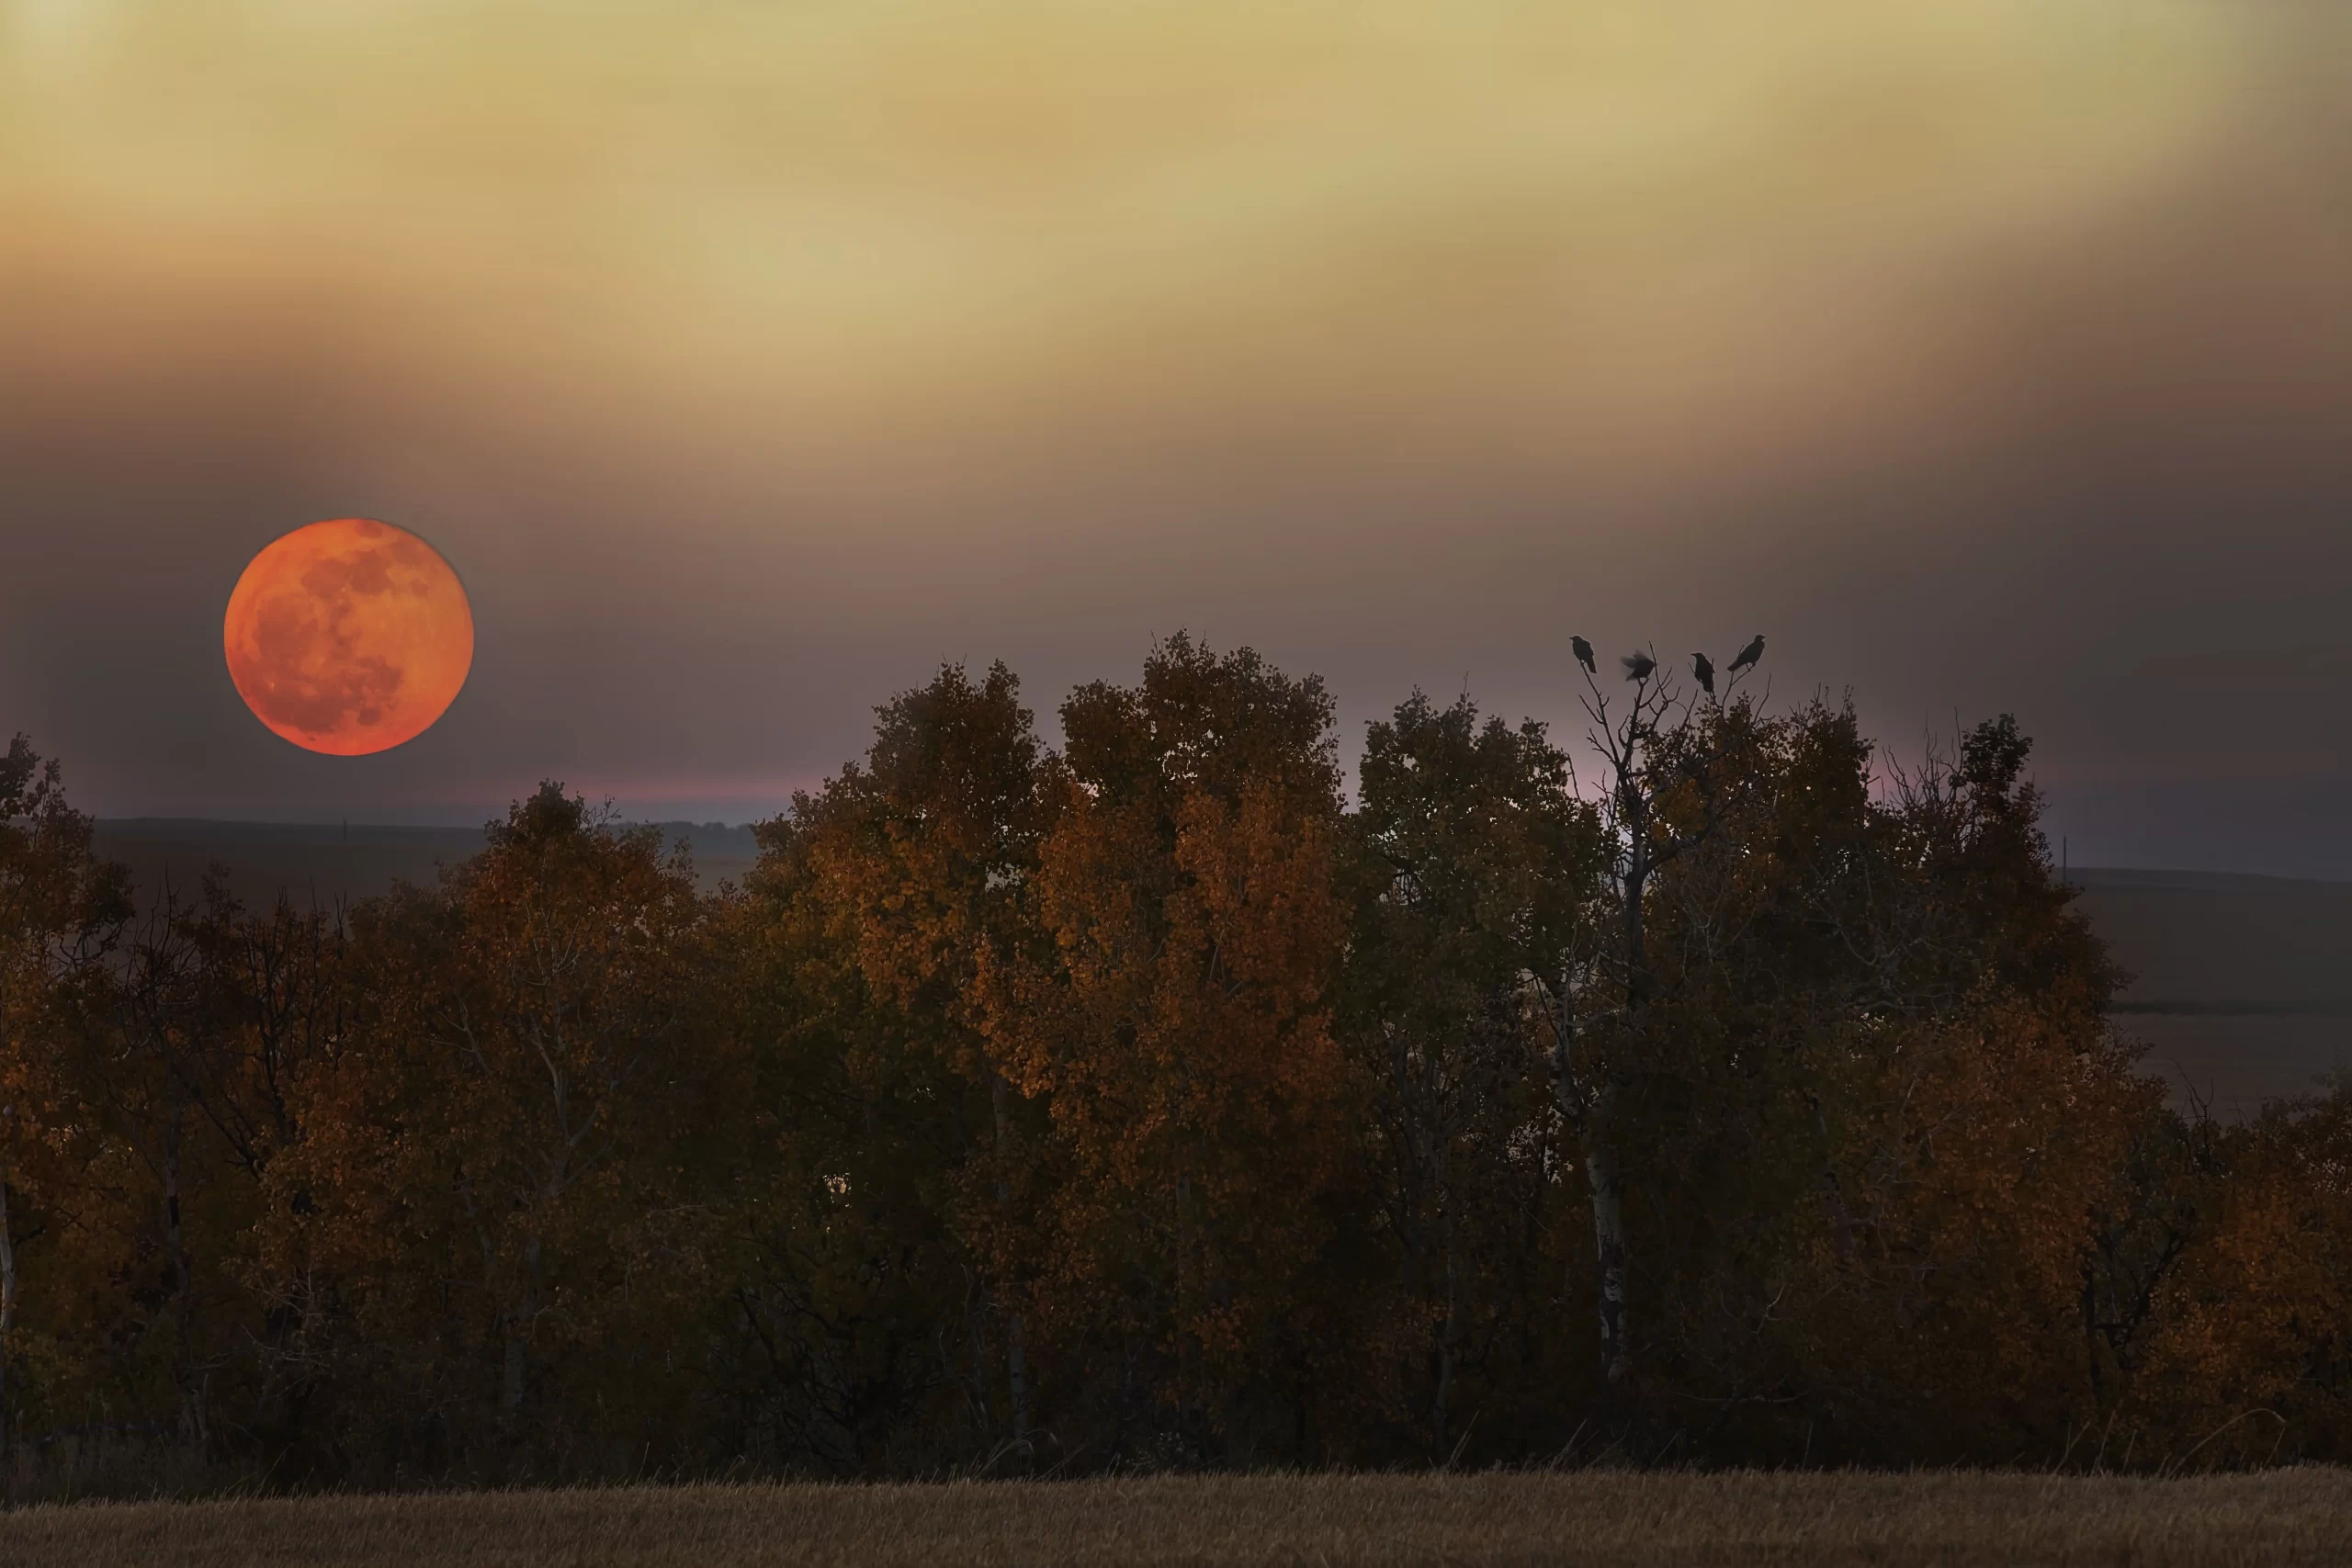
[[2109, 1083, 2352, 1466], [71, 886, 237, 1450], [1, 761, 353, 1473], [983, 636, 1370, 1461], [270, 786, 740, 1470], [1336, 692, 1601, 1452], [1607, 700, 2143, 1460], [0, 737, 130, 1461], [108, 884, 353, 1457], [732, 662, 1050, 1468]]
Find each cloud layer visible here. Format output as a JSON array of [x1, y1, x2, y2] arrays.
[[4, 2, 2348, 869]]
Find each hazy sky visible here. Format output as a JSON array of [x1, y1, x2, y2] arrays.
[[6, 2, 2350, 873]]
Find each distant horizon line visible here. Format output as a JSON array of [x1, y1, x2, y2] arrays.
[[82, 818, 2352, 889]]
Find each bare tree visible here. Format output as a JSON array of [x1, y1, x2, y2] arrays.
[[1538, 641, 1762, 1390]]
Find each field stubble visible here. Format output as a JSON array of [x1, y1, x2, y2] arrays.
[[5, 1469, 2350, 1567]]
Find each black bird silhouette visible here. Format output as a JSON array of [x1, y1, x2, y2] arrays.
[[1692, 652, 1714, 694], [1622, 651, 1657, 682], [1729, 634, 1765, 674], [1572, 636, 1597, 675]]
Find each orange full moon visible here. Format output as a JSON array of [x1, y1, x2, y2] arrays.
[[223, 518, 475, 756]]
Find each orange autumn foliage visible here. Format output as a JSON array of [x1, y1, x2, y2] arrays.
[[981, 637, 1375, 1452]]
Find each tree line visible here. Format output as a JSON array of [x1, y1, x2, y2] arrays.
[[1, 635, 2346, 1487]]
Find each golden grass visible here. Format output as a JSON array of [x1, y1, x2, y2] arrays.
[[6, 1469, 2351, 1567]]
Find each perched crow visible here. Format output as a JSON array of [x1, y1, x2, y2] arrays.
[[1622, 651, 1657, 682], [1729, 634, 1765, 674], [1692, 652, 1715, 694], [1572, 636, 1597, 675]]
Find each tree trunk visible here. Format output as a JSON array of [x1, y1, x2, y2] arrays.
[[501, 1328, 529, 1416], [1586, 1081, 1631, 1387], [503, 1232, 543, 1416], [1549, 979, 1629, 1390], [0, 1172, 16, 1461], [1597, 789, 1649, 1393], [162, 1113, 190, 1303], [1175, 1167, 1200, 1450], [1556, 873, 1643, 1390], [1431, 1226, 1459, 1448], [989, 1073, 1032, 1451], [162, 1110, 208, 1448]]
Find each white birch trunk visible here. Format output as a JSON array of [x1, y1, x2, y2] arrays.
[[1586, 1082, 1631, 1387]]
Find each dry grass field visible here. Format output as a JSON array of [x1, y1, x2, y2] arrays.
[[6, 1470, 2351, 1567]]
